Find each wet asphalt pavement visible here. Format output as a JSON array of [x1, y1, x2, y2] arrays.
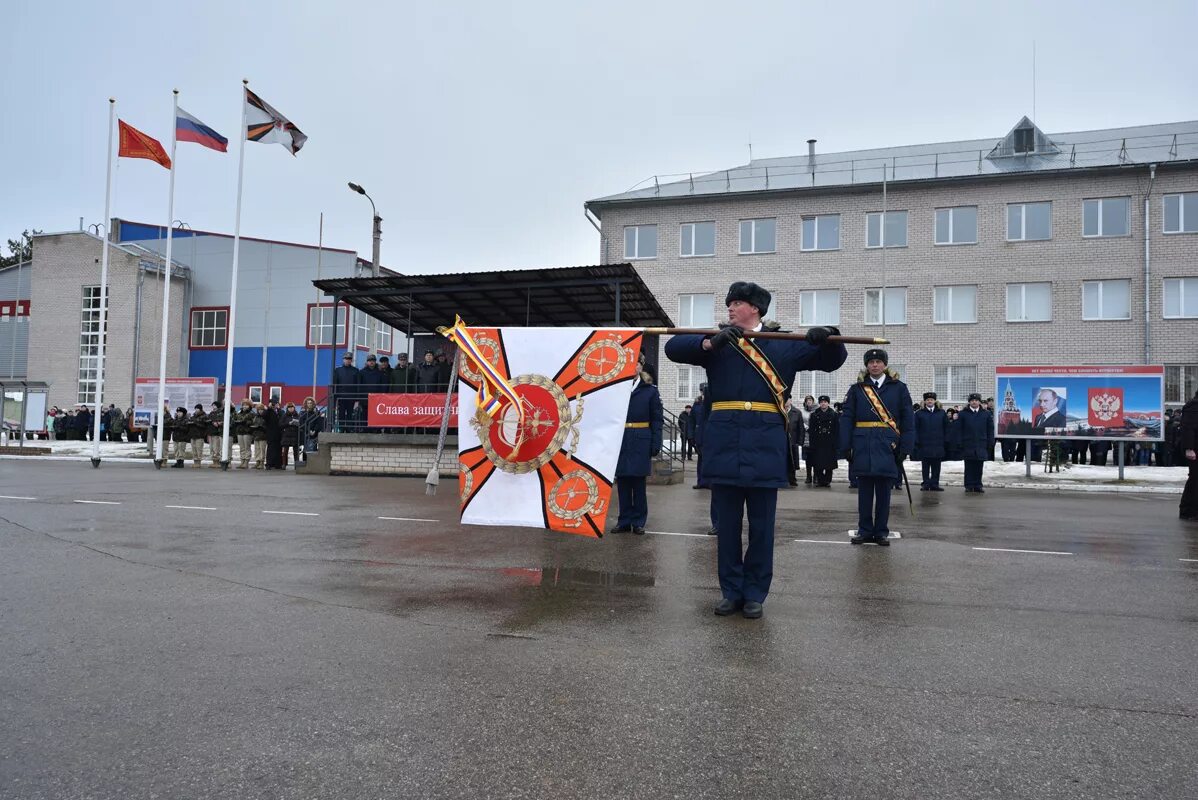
[[1, 459, 1195, 799]]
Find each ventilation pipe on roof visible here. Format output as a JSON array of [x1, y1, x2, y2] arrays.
[[807, 139, 817, 171]]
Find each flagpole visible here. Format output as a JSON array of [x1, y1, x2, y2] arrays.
[[220, 79, 249, 469], [311, 211, 323, 398], [91, 98, 116, 468], [154, 90, 180, 467]]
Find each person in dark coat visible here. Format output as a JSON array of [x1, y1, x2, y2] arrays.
[[332, 352, 360, 431], [263, 400, 283, 469], [958, 392, 995, 492], [1179, 391, 1198, 521], [390, 353, 415, 392], [416, 351, 442, 392], [359, 354, 387, 391], [838, 349, 914, 545], [435, 353, 452, 390], [298, 397, 325, 459], [168, 407, 190, 468], [678, 405, 693, 461], [945, 409, 963, 461], [612, 370, 664, 534], [806, 396, 839, 487], [279, 402, 301, 469], [913, 391, 949, 491], [785, 399, 804, 486], [666, 280, 847, 618], [691, 390, 707, 490]]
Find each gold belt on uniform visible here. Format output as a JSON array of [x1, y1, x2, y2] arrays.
[[711, 401, 778, 413], [855, 421, 889, 428], [625, 422, 649, 428]]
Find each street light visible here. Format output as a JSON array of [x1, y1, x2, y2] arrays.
[[347, 182, 381, 278]]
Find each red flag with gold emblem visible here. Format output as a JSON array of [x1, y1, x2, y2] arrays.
[[117, 120, 171, 169], [453, 327, 644, 538]]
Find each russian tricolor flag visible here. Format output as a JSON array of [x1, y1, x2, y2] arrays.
[[176, 108, 228, 153]]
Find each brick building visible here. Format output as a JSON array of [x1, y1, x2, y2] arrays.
[[585, 117, 1198, 414]]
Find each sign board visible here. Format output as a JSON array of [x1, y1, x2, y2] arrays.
[[367, 393, 458, 427], [994, 366, 1164, 441], [134, 377, 218, 427]]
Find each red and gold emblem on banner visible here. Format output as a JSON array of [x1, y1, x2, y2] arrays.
[[1088, 387, 1124, 427], [455, 329, 643, 538]]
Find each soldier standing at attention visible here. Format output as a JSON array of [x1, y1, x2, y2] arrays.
[[666, 281, 847, 618], [188, 404, 208, 468], [914, 392, 948, 491], [611, 367, 663, 535], [838, 349, 914, 545], [958, 392, 995, 493]]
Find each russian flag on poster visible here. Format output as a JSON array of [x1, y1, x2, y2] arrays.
[[176, 108, 228, 153]]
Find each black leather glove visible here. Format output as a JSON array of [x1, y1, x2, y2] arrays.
[[805, 326, 831, 345], [709, 324, 744, 351]]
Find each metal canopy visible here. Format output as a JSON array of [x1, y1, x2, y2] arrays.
[[313, 263, 674, 333]]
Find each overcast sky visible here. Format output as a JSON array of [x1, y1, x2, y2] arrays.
[[4, 0, 1195, 273]]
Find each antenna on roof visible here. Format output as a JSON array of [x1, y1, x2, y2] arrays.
[[1032, 40, 1037, 124], [747, 133, 753, 162]]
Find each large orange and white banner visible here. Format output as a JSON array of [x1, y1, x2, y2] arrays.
[[454, 327, 643, 537]]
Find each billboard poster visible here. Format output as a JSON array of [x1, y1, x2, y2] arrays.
[[134, 377, 218, 426], [994, 366, 1163, 441], [367, 393, 459, 428]]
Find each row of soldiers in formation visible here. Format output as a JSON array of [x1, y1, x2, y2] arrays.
[[158, 398, 323, 470]]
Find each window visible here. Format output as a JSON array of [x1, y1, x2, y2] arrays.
[[888, 364, 907, 383], [864, 287, 906, 325], [1082, 279, 1131, 320], [1006, 282, 1052, 322], [934, 365, 977, 403], [801, 215, 840, 251], [248, 386, 263, 404], [624, 225, 657, 259], [799, 290, 840, 326], [78, 286, 108, 405], [1164, 193, 1198, 234], [934, 207, 978, 245], [1164, 278, 1198, 319], [354, 314, 394, 352], [678, 293, 715, 328], [933, 285, 977, 324], [1013, 127, 1035, 154], [866, 211, 907, 248], [376, 323, 393, 353], [677, 365, 705, 401], [1165, 365, 1198, 404], [1007, 202, 1052, 241], [306, 303, 348, 348], [1083, 197, 1130, 237], [739, 218, 776, 254], [680, 222, 715, 257], [268, 386, 283, 404], [189, 307, 228, 349]]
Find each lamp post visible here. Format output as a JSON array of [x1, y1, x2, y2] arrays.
[[348, 182, 382, 360]]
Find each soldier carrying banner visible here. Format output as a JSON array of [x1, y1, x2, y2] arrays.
[[665, 281, 847, 619]]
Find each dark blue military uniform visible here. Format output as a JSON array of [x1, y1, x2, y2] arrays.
[[958, 402, 995, 491], [914, 404, 949, 490], [614, 376, 663, 530], [838, 372, 914, 541], [666, 333, 846, 604]]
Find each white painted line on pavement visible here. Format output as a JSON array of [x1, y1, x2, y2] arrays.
[[74, 500, 121, 505], [0, 495, 37, 501], [165, 505, 217, 511], [378, 516, 439, 522], [645, 530, 711, 538], [972, 546, 1073, 556], [794, 538, 851, 544], [1180, 558, 1198, 563], [262, 510, 319, 517]]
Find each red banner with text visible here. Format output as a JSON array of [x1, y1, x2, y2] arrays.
[[367, 393, 459, 427]]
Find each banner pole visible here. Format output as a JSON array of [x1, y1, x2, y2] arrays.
[[220, 80, 249, 469], [154, 90, 180, 466], [91, 98, 116, 468]]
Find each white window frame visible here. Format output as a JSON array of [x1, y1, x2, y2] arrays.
[[77, 286, 108, 405], [677, 365, 704, 402], [679, 221, 715, 258], [376, 322, 393, 353], [1083, 197, 1131, 238], [865, 211, 908, 249], [624, 225, 657, 260], [1165, 365, 1198, 404], [933, 365, 978, 404], [1163, 277, 1198, 319], [678, 293, 715, 328], [1006, 282, 1053, 322], [307, 304, 348, 348], [863, 287, 907, 326], [189, 308, 228, 349], [799, 289, 841, 326], [738, 218, 776, 255], [1082, 279, 1131, 321], [248, 386, 263, 404], [268, 386, 283, 404], [1163, 193, 1198, 234], [800, 214, 840, 251], [933, 285, 978, 325], [934, 206, 978, 245], [1007, 202, 1052, 241]]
